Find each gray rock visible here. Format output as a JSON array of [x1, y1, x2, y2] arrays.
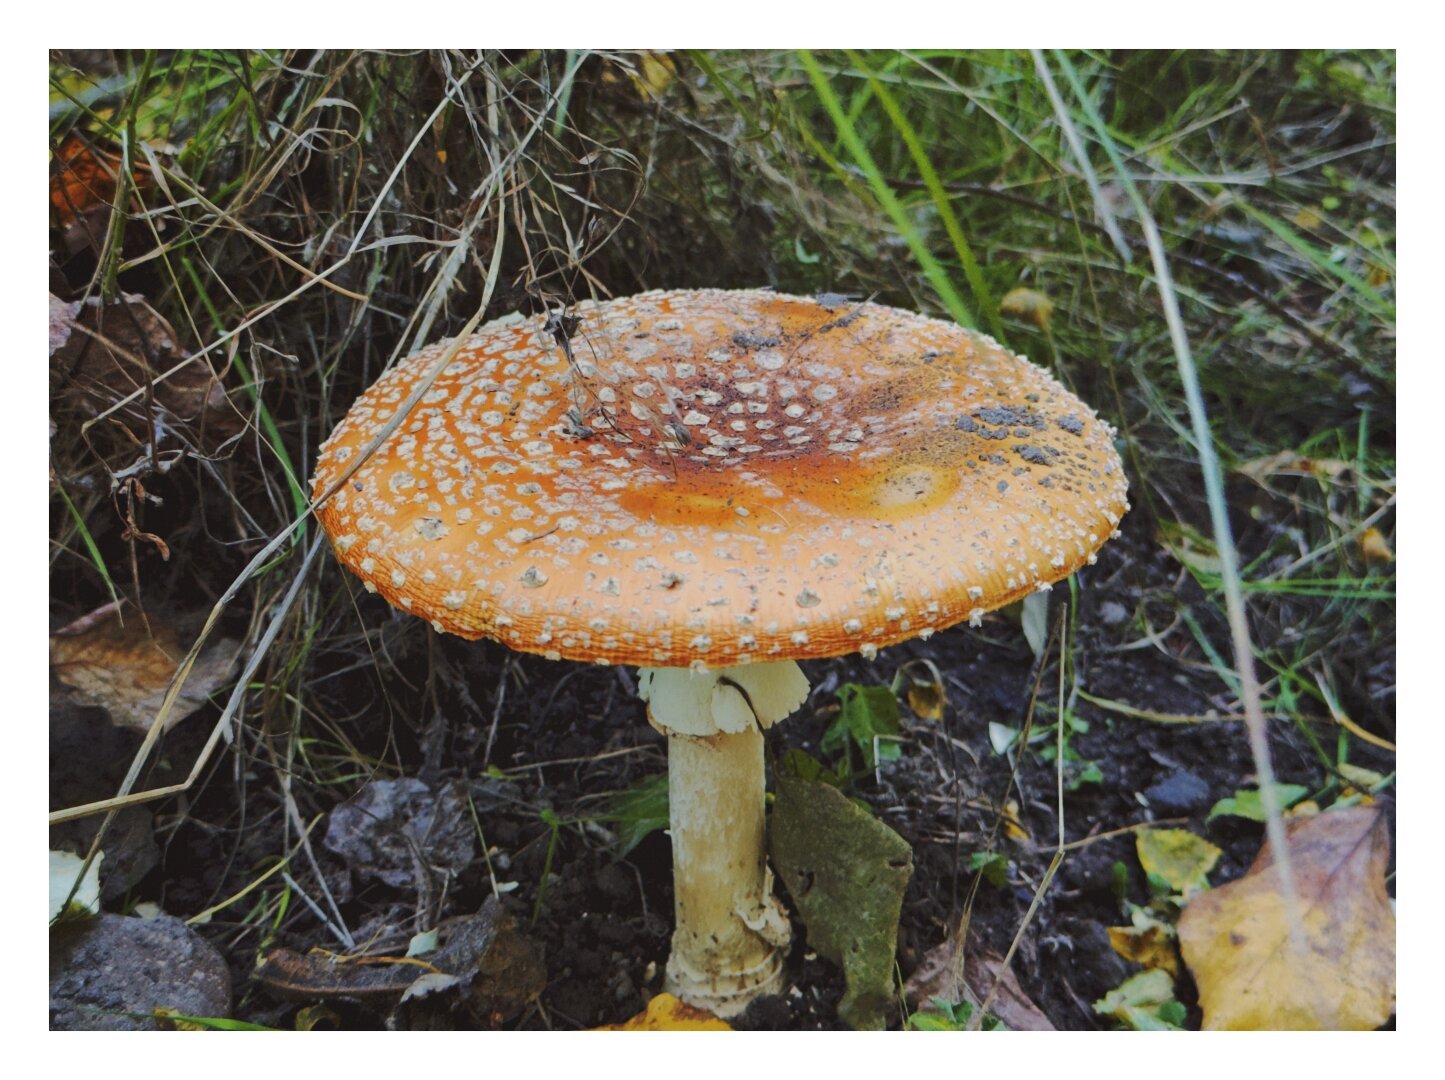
[[50, 914, 232, 1030], [1098, 600, 1131, 627], [324, 778, 475, 890], [1144, 769, 1212, 815]]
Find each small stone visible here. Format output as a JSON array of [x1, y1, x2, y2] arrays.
[[50, 914, 232, 1030], [1144, 769, 1212, 815], [1098, 600, 1130, 626]]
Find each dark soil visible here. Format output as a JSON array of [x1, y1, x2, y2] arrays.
[[48, 511, 1396, 1030]]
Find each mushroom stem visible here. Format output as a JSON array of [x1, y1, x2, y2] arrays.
[[638, 660, 807, 1016], [663, 724, 789, 1013]]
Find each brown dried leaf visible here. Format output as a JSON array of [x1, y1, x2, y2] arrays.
[[1107, 924, 1180, 978], [1236, 450, 1349, 483], [1178, 806, 1395, 1030], [50, 293, 82, 355], [49, 292, 242, 447], [903, 932, 1055, 1031], [263, 897, 546, 1027], [50, 134, 151, 228], [50, 605, 236, 734]]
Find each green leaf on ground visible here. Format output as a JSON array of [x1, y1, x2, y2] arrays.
[[1136, 828, 1222, 897], [967, 851, 1010, 888], [770, 773, 913, 1030], [822, 683, 901, 770], [592, 774, 669, 856], [1208, 783, 1310, 822], [1094, 969, 1187, 1030], [907, 996, 1004, 1031]]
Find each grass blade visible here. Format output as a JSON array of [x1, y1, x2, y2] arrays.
[[797, 50, 977, 328], [845, 50, 1003, 339], [1040, 47, 1307, 960]]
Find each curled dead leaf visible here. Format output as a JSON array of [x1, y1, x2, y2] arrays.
[[261, 897, 545, 1027], [902, 932, 1055, 1031], [49, 292, 242, 450], [1236, 450, 1349, 484]]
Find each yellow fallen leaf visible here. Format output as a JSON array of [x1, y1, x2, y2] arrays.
[[901, 661, 946, 722], [1359, 527, 1393, 566], [593, 993, 732, 1031], [1107, 924, 1180, 977], [1178, 806, 1395, 1030], [602, 52, 677, 100], [1137, 828, 1222, 897], [1338, 763, 1386, 791], [999, 287, 1055, 330], [634, 53, 677, 97], [1002, 799, 1030, 842]]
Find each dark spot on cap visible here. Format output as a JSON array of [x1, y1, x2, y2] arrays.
[[955, 415, 979, 432], [975, 405, 1045, 429], [997, 480, 1009, 493], [733, 330, 781, 349], [1018, 445, 1053, 466], [1057, 414, 1084, 436], [819, 309, 863, 332]]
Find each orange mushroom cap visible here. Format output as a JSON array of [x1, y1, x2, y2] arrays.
[[312, 289, 1128, 668]]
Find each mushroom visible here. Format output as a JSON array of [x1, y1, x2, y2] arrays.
[[311, 289, 1128, 1017]]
